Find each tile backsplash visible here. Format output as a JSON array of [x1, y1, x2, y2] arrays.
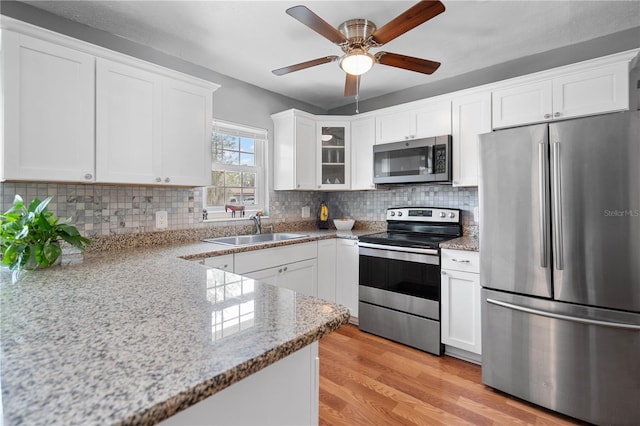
[[0, 182, 478, 238], [327, 184, 478, 226]]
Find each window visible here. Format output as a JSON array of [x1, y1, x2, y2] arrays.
[[203, 120, 267, 220]]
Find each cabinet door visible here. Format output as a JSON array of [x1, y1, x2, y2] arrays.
[[96, 58, 162, 184], [295, 115, 317, 190], [318, 121, 350, 190], [451, 91, 492, 187], [350, 117, 376, 190], [317, 239, 337, 302], [552, 63, 629, 120], [203, 254, 234, 272], [161, 79, 213, 186], [492, 80, 553, 129], [3, 31, 95, 182], [414, 100, 452, 139], [243, 266, 281, 287], [336, 239, 359, 318], [281, 259, 318, 297], [376, 109, 414, 144], [441, 268, 481, 355]]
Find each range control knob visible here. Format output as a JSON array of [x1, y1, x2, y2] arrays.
[[449, 212, 456, 218], [389, 211, 396, 216], [397, 211, 403, 217], [440, 212, 446, 218]]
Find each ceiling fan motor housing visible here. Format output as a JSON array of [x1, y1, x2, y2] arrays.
[[338, 19, 377, 52]]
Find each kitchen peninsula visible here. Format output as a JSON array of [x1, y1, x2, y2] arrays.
[[0, 241, 350, 425]]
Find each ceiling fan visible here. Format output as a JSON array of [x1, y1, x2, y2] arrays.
[[272, 1, 445, 97]]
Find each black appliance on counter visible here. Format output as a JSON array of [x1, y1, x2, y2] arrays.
[[357, 207, 462, 355]]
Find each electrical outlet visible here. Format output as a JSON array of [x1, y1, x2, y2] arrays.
[[473, 206, 480, 223], [155, 211, 168, 229], [301, 206, 310, 218]]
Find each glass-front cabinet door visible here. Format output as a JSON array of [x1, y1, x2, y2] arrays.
[[317, 120, 350, 190]]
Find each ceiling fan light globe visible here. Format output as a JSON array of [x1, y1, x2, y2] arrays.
[[340, 52, 374, 76]]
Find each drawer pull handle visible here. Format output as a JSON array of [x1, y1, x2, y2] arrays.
[[451, 259, 470, 263]]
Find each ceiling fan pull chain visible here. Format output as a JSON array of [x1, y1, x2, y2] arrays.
[[355, 76, 360, 114]]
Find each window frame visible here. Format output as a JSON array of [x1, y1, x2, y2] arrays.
[[203, 120, 268, 221]]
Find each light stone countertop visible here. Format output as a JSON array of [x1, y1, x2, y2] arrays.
[[0, 236, 352, 426], [439, 235, 479, 252]]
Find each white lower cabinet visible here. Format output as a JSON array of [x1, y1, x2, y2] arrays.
[[441, 249, 481, 362], [243, 259, 317, 297], [317, 239, 337, 301], [202, 254, 234, 272], [315, 238, 359, 322], [203, 239, 358, 318], [235, 242, 318, 297], [159, 342, 319, 426], [336, 239, 359, 319]]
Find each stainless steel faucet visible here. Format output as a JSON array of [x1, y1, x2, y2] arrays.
[[251, 214, 262, 234]]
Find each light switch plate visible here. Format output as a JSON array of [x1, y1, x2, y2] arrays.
[[155, 211, 168, 229]]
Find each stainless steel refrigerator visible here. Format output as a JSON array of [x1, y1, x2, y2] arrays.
[[478, 110, 640, 425]]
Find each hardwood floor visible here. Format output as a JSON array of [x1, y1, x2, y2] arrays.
[[319, 325, 587, 426]]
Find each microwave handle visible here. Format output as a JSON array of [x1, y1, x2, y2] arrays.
[[427, 144, 434, 174]]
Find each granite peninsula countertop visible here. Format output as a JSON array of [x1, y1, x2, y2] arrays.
[[439, 235, 479, 252], [0, 237, 351, 426]]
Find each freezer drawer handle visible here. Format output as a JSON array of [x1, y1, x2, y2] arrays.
[[487, 298, 640, 331]]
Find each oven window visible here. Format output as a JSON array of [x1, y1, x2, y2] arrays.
[[359, 254, 440, 300]]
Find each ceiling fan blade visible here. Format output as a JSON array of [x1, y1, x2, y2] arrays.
[[371, 1, 445, 45], [272, 56, 339, 76], [344, 74, 359, 97], [376, 52, 440, 74], [286, 5, 348, 45]]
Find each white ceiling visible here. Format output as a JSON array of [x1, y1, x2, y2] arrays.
[[21, 1, 640, 110]]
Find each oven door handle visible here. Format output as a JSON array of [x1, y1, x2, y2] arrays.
[[357, 242, 439, 256]]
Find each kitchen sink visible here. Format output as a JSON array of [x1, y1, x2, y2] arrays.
[[203, 233, 310, 246]]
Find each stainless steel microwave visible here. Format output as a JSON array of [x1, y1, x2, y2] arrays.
[[373, 135, 452, 184]]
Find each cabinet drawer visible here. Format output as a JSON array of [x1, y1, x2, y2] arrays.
[[203, 254, 234, 272], [235, 241, 317, 275], [441, 249, 480, 273]]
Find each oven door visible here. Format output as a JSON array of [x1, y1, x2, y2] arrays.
[[358, 245, 440, 319]]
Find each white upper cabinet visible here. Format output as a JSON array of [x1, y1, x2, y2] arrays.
[[492, 59, 631, 129], [96, 59, 213, 186], [451, 91, 492, 187], [317, 120, 350, 190], [2, 31, 95, 182], [1, 20, 218, 186], [272, 110, 317, 190], [376, 99, 451, 144], [161, 78, 213, 186], [96, 58, 162, 184], [551, 64, 629, 120], [350, 116, 376, 190]]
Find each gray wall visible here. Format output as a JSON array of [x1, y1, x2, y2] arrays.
[[330, 26, 640, 114]]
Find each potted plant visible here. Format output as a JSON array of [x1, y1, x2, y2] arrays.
[[0, 195, 91, 272]]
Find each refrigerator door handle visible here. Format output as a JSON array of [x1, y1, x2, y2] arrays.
[[486, 298, 640, 331], [551, 141, 564, 270], [538, 142, 549, 268]]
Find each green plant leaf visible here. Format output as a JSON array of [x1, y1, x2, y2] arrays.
[[0, 194, 91, 270], [34, 196, 53, 215], [15, 225, 29, 240]]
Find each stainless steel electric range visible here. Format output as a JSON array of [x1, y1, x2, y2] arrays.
[[357, 207, 462, 355]]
